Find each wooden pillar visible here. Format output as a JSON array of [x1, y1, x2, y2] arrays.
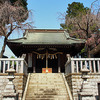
[[33, 53, 36, 73], [28, 53, 33, 73], [46, 50, 48, 69], [58, 54, 61, 73], [28, 53, 32, 68]]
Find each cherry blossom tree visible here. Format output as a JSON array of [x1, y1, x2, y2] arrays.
[[60, 1, 100, 57], [0, 1, 33, 58]]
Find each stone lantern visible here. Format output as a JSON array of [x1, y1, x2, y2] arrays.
[[78, 65, 95, 100], [81, 65, 90, 82], [2, 66, 17, 100]]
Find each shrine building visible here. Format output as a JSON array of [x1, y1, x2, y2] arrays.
[[7, 29, 85, 73], [0, 29, 100, 100]]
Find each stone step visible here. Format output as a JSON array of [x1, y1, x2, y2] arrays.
[[28, 83, 64, 85], [28, 84, 65, 86], [26, 93, 68, 96], [27, 88, 66, 92], [25, 97, 69, 100], [30, 79, 63, 80], [25, 73, 70, 100], [26, 95, 68, 98], [26, 91, 68, 93], [27, 88, 66, 91], [30, 78, 65, 79], [26, 91, 67, 94], [29, 81, 64, 83]]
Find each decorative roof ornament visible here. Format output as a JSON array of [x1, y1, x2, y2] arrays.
[[64, 31, 70, 39], [64, 31, 86, 42]]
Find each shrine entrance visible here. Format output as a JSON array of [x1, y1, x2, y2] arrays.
[[36, 58, 58, 73], [33, 49, 62, 73]]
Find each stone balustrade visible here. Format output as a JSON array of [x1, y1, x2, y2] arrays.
[[0, 58, 28, 75], [65, 58, 100, 74]]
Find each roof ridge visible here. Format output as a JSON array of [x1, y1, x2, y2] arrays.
[[64, 31, 86, 42]]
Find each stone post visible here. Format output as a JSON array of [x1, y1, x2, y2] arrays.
[[2, 66, 17, 100], [66, 54, 71, 62]]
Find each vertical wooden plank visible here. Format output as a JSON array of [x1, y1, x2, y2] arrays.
[[93, 60, 96, 73], [76, 61, 79, 73], [89, 61, 92, 73], [3, 61, 5, 73], [97, 61, 100, 73]]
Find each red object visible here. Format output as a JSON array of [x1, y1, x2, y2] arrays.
[[49, 70, 51, 72], [42, 68, 52, 73]]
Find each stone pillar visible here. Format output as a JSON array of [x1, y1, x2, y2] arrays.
[[58, 54, 61, 73], [2, 67, 17, 100], [66, 54, 71, 62]]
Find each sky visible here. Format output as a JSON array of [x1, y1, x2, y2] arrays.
[[27, 0, 96, 29], [0, 0, 96, 58]]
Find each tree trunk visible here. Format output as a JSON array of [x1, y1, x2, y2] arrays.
[[87, 46, 91, 58], [0, 37, 7, 58]]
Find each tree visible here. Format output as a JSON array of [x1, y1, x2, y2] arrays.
[[10, 0, 28, 10], [60, 2, 100, 57], [66, 2, 89, 18], [0, 0, 28, 10], [0, 1, 33, 58], [0, 0, 28, 22]]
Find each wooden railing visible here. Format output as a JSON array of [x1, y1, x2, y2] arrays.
[[0, 58, 28, 75], [65, 58, 100, 74]]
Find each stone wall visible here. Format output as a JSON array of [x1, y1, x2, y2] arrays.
[[65, 73, 100, 100], [0, 73, 27, 100]]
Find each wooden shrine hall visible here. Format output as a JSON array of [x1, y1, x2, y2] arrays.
[[7, 29, 85, 73]]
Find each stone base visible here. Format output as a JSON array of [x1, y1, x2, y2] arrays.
[[3, 97, 16, 100], [2, 93, 17, 100], [78, 92, 95, 100]]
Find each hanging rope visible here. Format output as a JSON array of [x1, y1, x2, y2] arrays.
[[32, 51, 63, 59]]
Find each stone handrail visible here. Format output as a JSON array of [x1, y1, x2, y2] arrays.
[[22, 73, 30, 100], [62, 73, 73, 100], [0, 58, 28, 75], [65, 58, 100, 74]]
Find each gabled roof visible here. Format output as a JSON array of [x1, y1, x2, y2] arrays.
[[7, 29, 85, 45]]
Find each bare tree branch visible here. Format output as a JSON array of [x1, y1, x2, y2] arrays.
[[0, 1, 33, 58]]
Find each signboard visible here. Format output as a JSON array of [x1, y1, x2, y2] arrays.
[[42, 68, 52, 73]]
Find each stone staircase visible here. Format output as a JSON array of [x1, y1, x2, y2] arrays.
[[24, 73, 71, 100]]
